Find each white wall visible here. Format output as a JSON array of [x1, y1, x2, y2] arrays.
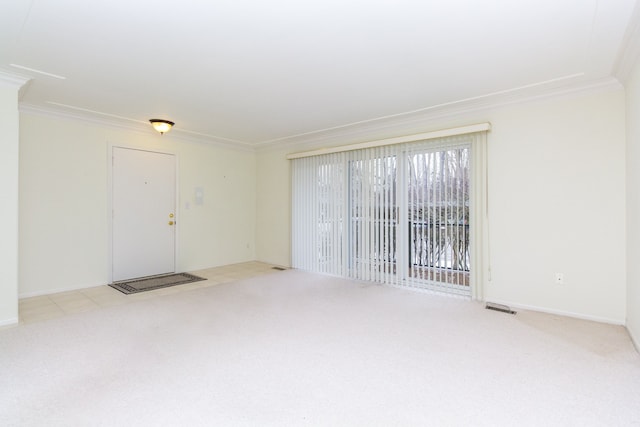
[[485, 91, 626, 323], [256, 148, 291, 267], [15, 85, 630, 325], [0, 82, 21, 325], [256, 88, 627, 323], [19, 113, 256, 297], [626, 55, 640, 348]]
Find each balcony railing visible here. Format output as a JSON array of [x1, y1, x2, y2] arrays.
[[318, 217, 470, 286], [409, 222, 470, 271]]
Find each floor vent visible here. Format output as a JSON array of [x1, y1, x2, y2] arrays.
[[485, 302, 516, 314], [272, 266, 287, 271]]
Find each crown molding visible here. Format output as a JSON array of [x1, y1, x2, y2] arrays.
[[18, 103, 255, 152], [286, 123, 491, 160], [0, 69, 31, 88], [256, 76, 623, 153], [17, 74, 623, 155]]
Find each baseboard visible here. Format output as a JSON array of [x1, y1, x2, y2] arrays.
[[0, 317, 19, 327], [19, 282, 106, 299], [485, 298, 625, 325], [627, 324, 640, 354]]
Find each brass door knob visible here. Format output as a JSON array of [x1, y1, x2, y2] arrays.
[[168, 221, 174, 226]]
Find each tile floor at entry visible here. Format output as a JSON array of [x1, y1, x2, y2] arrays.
[[18, 262, 282, 325]]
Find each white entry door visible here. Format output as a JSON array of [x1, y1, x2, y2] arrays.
[[112, 147, 176, 282]]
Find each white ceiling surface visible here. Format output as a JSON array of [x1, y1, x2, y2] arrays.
[[0, 0, 638, 148]]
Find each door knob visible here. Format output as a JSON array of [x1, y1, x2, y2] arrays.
[[168, 221, 174, 226]]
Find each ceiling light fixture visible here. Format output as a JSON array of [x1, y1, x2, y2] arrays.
[[149, 119, 174, 135]]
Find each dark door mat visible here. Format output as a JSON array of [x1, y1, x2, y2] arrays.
[[109, 273, 206, 295]]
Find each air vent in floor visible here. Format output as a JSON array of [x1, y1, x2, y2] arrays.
[[485, 302, 516, 314]]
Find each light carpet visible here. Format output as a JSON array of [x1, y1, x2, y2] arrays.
[[1, 270, 639, 426]]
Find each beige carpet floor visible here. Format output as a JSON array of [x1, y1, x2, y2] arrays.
[[1, 270, 639, 426]]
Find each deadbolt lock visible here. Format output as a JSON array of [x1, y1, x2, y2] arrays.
[[169, 213, 174, 218]]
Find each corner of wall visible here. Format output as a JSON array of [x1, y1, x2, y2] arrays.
[[625, 49, 640, 350], [0, 75, 26, 324]]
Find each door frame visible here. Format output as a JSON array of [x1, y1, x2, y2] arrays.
[[107, 143, 180, 283]]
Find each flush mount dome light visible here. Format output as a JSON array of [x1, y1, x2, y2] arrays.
[[149, 119, 174, 135]]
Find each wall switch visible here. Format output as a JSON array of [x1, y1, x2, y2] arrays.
[[555, 273, 564, 285]]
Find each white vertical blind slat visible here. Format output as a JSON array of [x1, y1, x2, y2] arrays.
[[369, 149, 373, 281]]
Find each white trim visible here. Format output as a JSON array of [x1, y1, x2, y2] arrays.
[[0, 70, 31, 87], [9, 64, 65, 80], [266, 73, 581, 147], [19, 282, 107, 299], [286, 123, 491, 160], [628, 323, 640, 354], [0, 317, 19, 327], [260, 77, 621, 152], [486, 298, 625, 325], [45, 102, 247, 146], [19, 103, 256, 152], [15, 75, 624, 152]]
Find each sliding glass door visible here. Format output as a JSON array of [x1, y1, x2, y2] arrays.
[[404, 144, 471, 296], [292, 133, 483, 298]]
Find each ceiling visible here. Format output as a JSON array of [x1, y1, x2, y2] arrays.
[[1, 0, 639, 148]]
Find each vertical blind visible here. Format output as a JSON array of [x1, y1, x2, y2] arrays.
[[291, 130, 487, 298]]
